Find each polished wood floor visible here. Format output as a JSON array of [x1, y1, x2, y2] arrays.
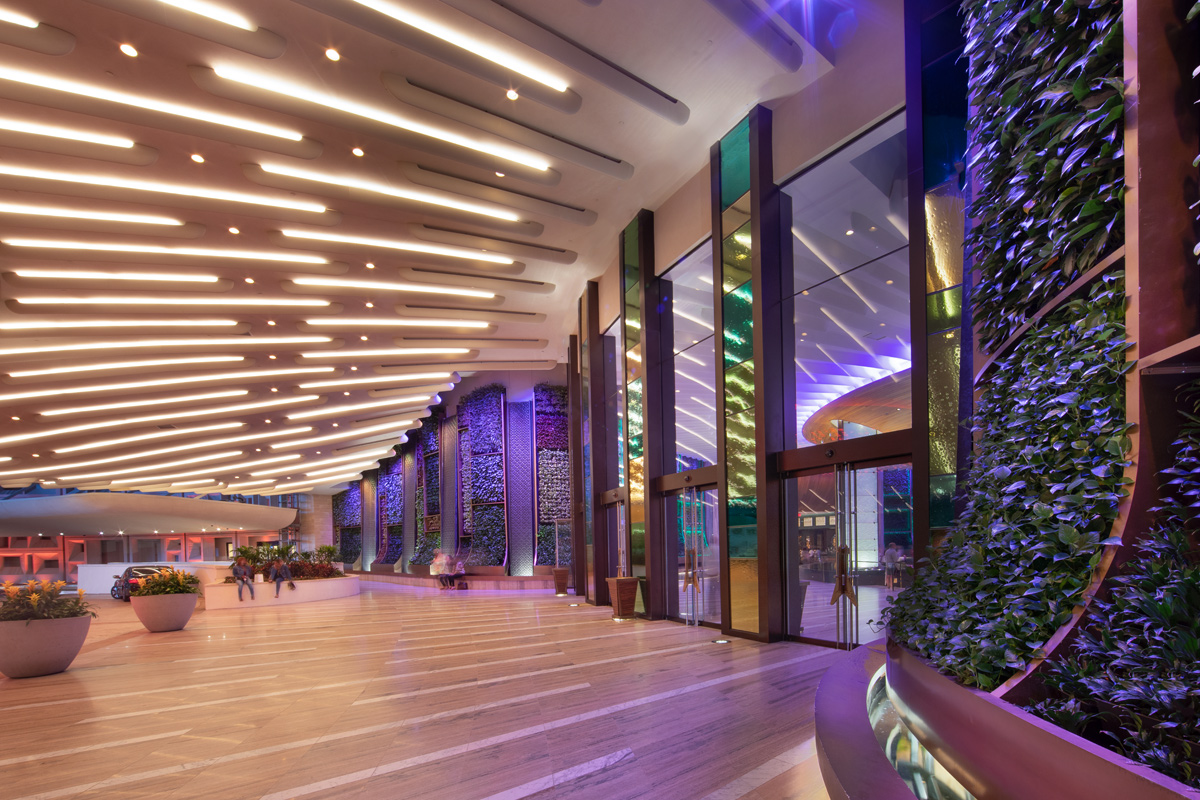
[[1, 582, 835, 800]]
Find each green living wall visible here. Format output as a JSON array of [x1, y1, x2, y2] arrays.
[[885, 0, 1128, 690]]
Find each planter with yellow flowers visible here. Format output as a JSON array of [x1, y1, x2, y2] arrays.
[[129, 567, 200, 632], [0, 579, 95, 678]]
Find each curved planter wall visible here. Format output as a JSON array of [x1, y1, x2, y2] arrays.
[[885, 639, 1191, 800]]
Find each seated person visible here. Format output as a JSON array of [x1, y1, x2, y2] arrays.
[[268, 557, 293, 598]]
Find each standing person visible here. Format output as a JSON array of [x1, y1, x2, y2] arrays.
[[268, 557, 293, 598], [232, 556, 255, 601], [882, 541, 903, 592]]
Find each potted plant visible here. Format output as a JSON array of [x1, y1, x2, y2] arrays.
[[130, 567, 201, 632], [0, 579, 95, 678]]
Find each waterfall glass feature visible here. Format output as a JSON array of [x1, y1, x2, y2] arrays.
[[718, 117, 759, 634], [622, 217, 647, 613]]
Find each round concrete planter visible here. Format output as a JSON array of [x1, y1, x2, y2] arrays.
[[0, 615, 92, 678], [131, 592, 198, 632]]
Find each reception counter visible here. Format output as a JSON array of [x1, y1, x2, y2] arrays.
[[202, 575, 360, 609]]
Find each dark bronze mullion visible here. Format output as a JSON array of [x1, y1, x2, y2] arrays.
[[568, 332, 585, 597], [904, 0, 931, 565], [709, 138, 732, 636], [749, 105, 787, 642], [639, 209, 671, 619], [584, 280, 611, 606]]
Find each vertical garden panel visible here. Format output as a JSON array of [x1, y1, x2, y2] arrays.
[[507, 401, 535, 576], [535, 383, 571, 568]]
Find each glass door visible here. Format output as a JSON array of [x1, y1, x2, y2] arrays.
[[786, 459, 913, 648], [671, 486, 722, 626]]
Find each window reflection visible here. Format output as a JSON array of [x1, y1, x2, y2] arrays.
[[782, 115, 912, 446], [663, 243, 717, 470]]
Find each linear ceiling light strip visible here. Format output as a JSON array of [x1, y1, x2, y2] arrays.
[[0, 319, 239, 330], [285, 396, 432, 420], [303, 317, 488, 328], [59, 449, 246, 480], [0, 205, 182, 225], [156, 0, 256, 30], [0, 367, 335, 403], [13, 269, 218, 282], [292, 276, 493, 299], [8, 356, 245, 378], [0, 163, 326, 212], [0, 64, 303, 141], [0, 395, 319, 445], [269, 419, 416, 449], [4, 239, 329, 263], [259, 163, 519, 221], [0, 336, 330, 356], [41, 389, 248, 416], [248, 446, 393, 476], [16, 297, 331, 308], [212, 63, 550, 170], [280, 229, 512, 264], [297, 371, 453, 389]]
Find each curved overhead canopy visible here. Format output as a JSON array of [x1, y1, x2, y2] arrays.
[[0, 492, 296, 535]]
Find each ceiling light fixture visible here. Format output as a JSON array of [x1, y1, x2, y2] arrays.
[[351, 147, 364, 157], [155, 0, 255, 30], [259, 163, 519, 221], [3, 238, 330, 263], [120, 44, 138, 57], [12, 268, 218, 282], [249, 447, 392, 476], [506, 89, 519, 100], [0, 396, 320, 446], [270, 419, 417, 449], [280, 229, 514, 264], [40, 389, 248, 417], [0, 118, 133, 148], [0, 336, 329, 357], [325, 48, 340, 61], [0, 204, 182, 226], [0, 367, 334, 404], [60, 450, 245, 480], [0, 65, 303, 141], [9, 355, 244, 378], [16, 297, 330, 308], [51, 422, 243, 454], [292, 276, 492, 299], [0, 7, 37, 27], [213, 63, 550, 170], [0, 163, 326, 212], [228, 227, 239, 234], [297, 371, 452, 389], [299, 347, 470, 359], [0, 319, 237, 331], [303, 317, 487, 329], [347, 0, 568, 92], [305, 461, 378, 478], [28, 427, 314, 472], [285, 394, 432, 420], [191, 153, 205, 163]]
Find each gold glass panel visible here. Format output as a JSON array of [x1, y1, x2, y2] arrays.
[[925, 180, 965, 293]]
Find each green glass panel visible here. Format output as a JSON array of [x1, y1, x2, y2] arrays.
[[724, 360, 755, 415], [927, 286, 962, 334], [722, 281, 754, 368], [625, 286, 642, 352], [623, 217, 640, 293], [727, 495, 759, 633], [726, 407, 757, 498], [627, 377, 644, 460], [930, 473, 957, 528], [928, 329, 961, 476], [722, 222, 753, 293], [719, 117, 751, 212], [925, 180, 966, 292]]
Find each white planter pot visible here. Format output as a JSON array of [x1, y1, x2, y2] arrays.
[[131, 593, 198, 632], [0, 615, 92, 678]]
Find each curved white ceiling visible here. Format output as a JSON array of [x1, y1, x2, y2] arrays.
[[0, 0, 821, 495]]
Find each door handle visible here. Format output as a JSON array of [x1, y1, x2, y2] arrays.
[[829, 545, 858, 608]]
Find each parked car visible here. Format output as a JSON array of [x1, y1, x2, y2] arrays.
[[110, 565, 172, 601]]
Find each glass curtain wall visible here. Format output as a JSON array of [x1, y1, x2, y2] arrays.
[[716, 117, 760, 634], [579, 300, 596, 601], [667, 244, 718, 471], [621, 218, 648, 613], [785, 113, 912, 452]]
